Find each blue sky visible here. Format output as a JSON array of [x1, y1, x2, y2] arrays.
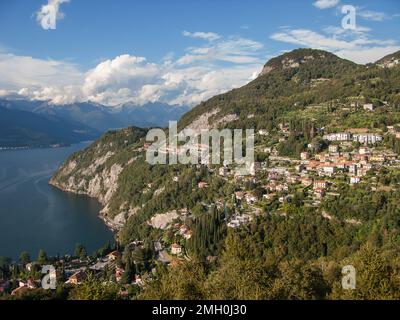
[[0, 0, 399, 106]]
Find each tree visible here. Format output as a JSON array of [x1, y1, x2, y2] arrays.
[[37, 249, 47, 265], [0, 256, 11, 279], [68, 274, 119, 300], [19, 251, 31, 266], [74, 244, 87, 260]]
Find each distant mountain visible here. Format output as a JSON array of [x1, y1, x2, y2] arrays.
[[375, 50, 400, 68], [114, 102, 191, 128], [0, 107, 99, 148], [0, 99, 190, 133]]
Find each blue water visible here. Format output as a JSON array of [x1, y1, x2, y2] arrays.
[[0, 143, 114, 260]]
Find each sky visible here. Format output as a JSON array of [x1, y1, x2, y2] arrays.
[[0, 0, 399, 107]]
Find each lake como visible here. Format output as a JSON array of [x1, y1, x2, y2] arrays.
[[0, 143, 114, 260]]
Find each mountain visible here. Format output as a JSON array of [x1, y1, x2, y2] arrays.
[[375, 50, 400, 68], [0, 107, 99, 148], [50, 48, 400, 299], [51, 47, 400, 226], [115, 102, 190, 128], [0, 99, 190, 133]]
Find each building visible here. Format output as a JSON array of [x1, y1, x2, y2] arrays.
[[323, 132, 352, 142], [301, 177, 313, 187], [66, 270, 87, 285], [363, 103, 375, 111], [115, 267, 125, 282], [353, 134, 383, 144], [198, 181, 208, 189], [300, 152, 309, 160], [314, 180, 328, 190], [369, 154, 386, 162], [350, 176, 361, 184], [171, 243, 182, 255], [320, 165, 336, 176], [107, 251, 121, 261], [328, 145, 339, 153], [245, 193, 258, 204], [314, 188, 326, 199], [219, 166, 229, 177], [234, 191, 244, 201]]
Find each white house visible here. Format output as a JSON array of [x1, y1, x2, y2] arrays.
[[350, 176, 361, 184], [171, 243, 182, 255]]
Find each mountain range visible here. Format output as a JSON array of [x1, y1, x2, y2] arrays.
[[0, 99, 189, 148]]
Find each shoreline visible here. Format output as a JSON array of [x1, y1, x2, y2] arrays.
[[48, 179, 120, 233]]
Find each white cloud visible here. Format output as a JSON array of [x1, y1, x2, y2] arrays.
[[313, 0, 340, 10], [0, 33, 265, 107], [182, 31, 221, 41], [270, 28, 399, 64], [0, 53, 83, 89]]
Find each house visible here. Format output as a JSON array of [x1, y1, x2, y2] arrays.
[[115, 267, 125, 282], [66, 270, 87, 285], [363, 103, 375, 111], [134, 275, 144, 286], [369, 154, 386, 162], [245, 193, 258, 204], [328, 145, 339, 153], [301, 177, 313, 187], [314, 180, 328, 190], [350, 176, 361, 184], [11, 285, 30, 296], [172, 176, 179, 182], [179, 225, 192, 240], [234, 191, 244, 201], [300, 152, 309, 160], [353, 134, 383, 144], [323, 132, 352, 142], [171, 243, 182, 255], [258, 129, 269, 136], [314, 188, 326, 199], [198, 181, 208, 189], [107, 251, 121, 261], [219, 166, 229, 177], [321, 165, 336, 176]]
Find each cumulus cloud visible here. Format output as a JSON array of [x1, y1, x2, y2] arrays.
[[0, 33, 265, 106], [36, 0, 69, 29], [313, 0, 340, 10], [270, 27, 399, 64]]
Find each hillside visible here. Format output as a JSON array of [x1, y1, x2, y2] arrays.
[[49, 48, 400, 300]]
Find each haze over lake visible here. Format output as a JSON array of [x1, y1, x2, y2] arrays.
[[0, 143, 114, 260]]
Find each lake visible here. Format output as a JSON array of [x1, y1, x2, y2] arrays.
[[0, 143, 114, 260]]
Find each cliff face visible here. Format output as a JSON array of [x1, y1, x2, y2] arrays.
[[50, 126, 147, 230]]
